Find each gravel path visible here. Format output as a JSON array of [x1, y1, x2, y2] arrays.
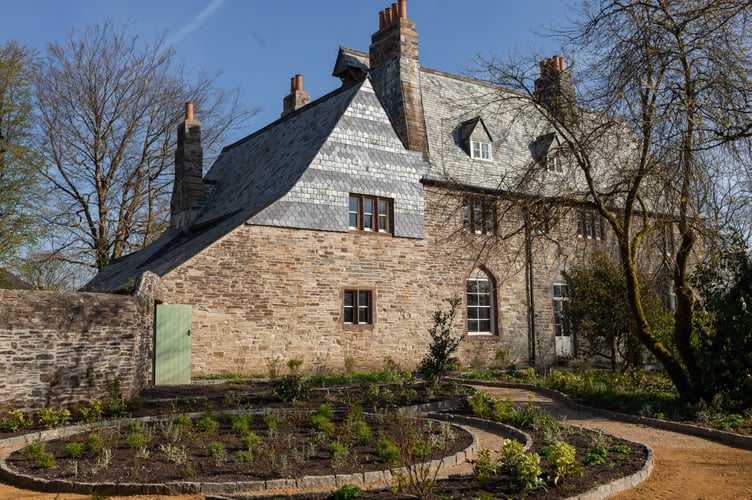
[[473, 385, 752, 500]]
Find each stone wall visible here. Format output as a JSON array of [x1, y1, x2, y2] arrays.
[[0, 273, 158, 412]]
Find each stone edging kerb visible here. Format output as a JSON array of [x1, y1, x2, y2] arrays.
[[0, 402, 478, 497]]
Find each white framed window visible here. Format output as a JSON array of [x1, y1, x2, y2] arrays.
[[471, 140, 492, 160], [544, 153, 563, 173], [467, 269, 496, 335]]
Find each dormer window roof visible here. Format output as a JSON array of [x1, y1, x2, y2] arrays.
[[460, 117, 493, 161], [533, 132, 564, 173]]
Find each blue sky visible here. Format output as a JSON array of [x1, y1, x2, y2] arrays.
[[5, 0, 571, 143]]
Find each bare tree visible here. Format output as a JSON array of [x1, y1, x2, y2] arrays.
[[468, 0, 752, 402], [0, 42, 40, 267], [35, 21, 256, 272]]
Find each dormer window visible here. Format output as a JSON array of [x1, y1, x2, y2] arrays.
[[349, 193, 393, 234], [460, 117, 494, 161], [471, 141, 492, 161]]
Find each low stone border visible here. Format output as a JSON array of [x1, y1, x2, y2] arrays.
[[456, 378, 752, 450], [0, 411, 478, 497]]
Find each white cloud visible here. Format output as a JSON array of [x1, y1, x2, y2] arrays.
[[169, 0, 224, 45]]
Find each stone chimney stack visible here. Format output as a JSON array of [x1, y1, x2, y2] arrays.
[[170, 102, 206, 229], [282, 74, 311, 117], [534, 56, 576, 125], [368, 0, 428, 158]]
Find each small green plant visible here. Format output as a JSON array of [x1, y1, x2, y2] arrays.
[[544, 441, 582, 484], [2, 409, 29, 432], [79, 400, 103, 423], [315, 403, 334, 419], [36, 452, 57, 469], [25, 440, 46, 461], [125, 432, 147, 449], [376, 438, 400, 466], [208, 441, 227, 465], [242, 431, 263, 454], [287, 358, 303, 374], [329, 483, 362, 500], [64, 442, 86, 459], [159, 443, 187, 464], [85, 433, 104, 454], [235, 450, 253, 462], [499, 439, 546, 492], [310, 414, 336, 435], [350, 419, 372, 445], [264, 413, 279, 431], [231, 414, 253, 435], [612, 443, 631, 454], [472, 447, 497, 486], [36, 407, 71, 429], [417, 297, 463, 385], [197, 414, 220, 434], [329, 441, 350, 469], [344, 355, 355, 375], [584, 444, 608, 466]]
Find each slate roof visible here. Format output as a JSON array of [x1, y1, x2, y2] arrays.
[[85, 80, 366, 292]]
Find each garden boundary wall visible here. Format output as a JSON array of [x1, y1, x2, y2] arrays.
[[0, 273, 161, 413]]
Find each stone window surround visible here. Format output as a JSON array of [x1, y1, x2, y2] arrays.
[[466, 268, 497, 336]]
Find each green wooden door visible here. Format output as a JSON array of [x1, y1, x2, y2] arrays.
[[154, 304, 192, 385]]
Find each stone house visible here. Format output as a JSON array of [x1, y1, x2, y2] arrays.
[[86, 1, 623, 379]]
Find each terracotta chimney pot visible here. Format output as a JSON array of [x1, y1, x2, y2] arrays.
[[398, 0, 407, 19], [391, 3, 398, 22], [295, 74, 303, 91], [379, 10, 386, 29], [185, 102, 194, 121]]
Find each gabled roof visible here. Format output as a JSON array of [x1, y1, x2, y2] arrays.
[[85, 79, 366, 292], [0, 268, 33, 290]]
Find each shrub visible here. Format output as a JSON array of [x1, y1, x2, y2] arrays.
[[2, 409, 29, 432], [208, 441, 227, 464], [79, 400, 103, 423], [36, 408, 71, 429], [544, 441, 581, 484], [350, 419, 372, 445], [315, 404, 334, 419], [125, 432, 147, 449], [242, 432, 263, 453], [329, 484, 362, 500], [36, 452, 57, 469], [25, 441, 46, 461], [376, 438, 400, 466], [472, 447, 497, 486], [418, 298, 463, 385], [310, 414, 336, 435], [197, 414, 220, 434], [329, 441, 350, 468], [85, 433, 104, 454], [499, 439, 545, 492], [275, 374, 312, 401], [584, 444, 608, 465], [231, 414, 253, 435], [64, 442, 85, 459]]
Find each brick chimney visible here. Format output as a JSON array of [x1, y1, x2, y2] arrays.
[[282, 74, 311, 117], [368, 0, 428, 158], [534, 56, 576, 125], [170, 102, 206, 229]]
